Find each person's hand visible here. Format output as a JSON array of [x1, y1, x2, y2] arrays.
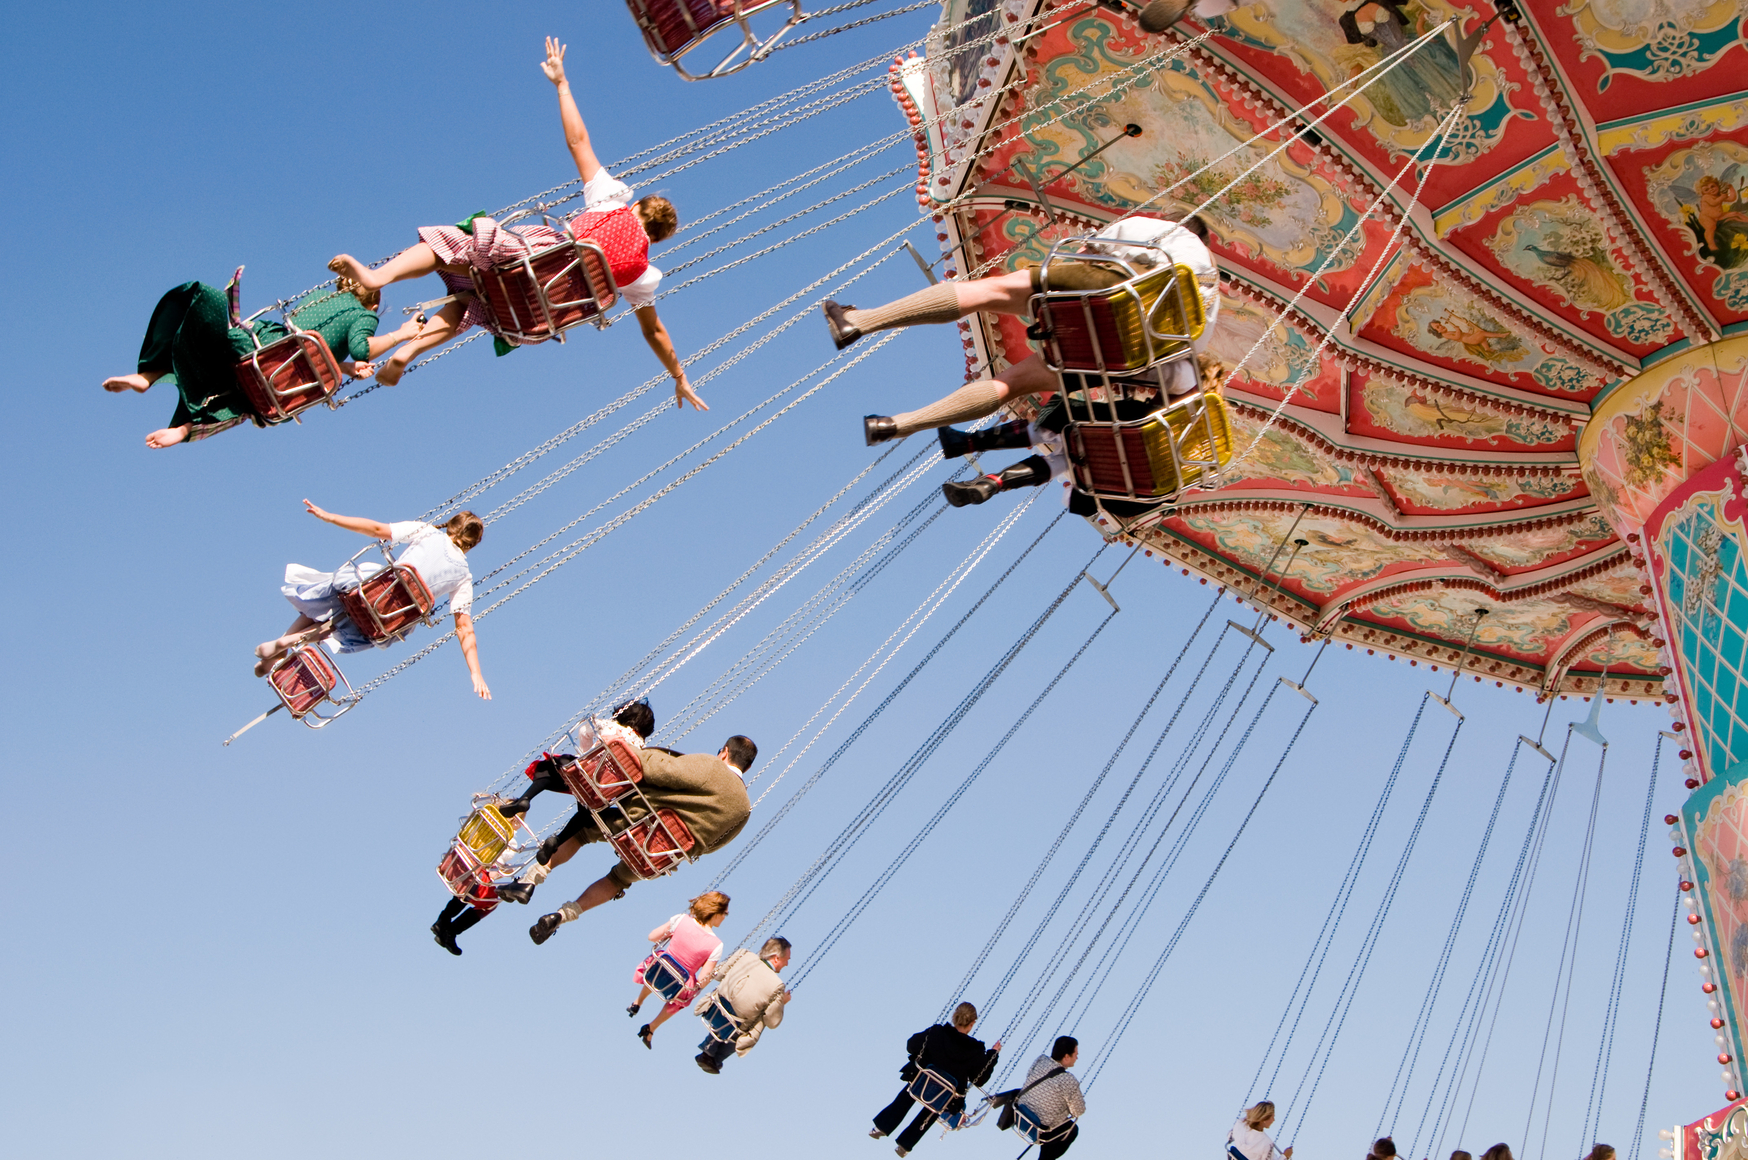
[[400, 316, 426, 341], [542, 36, 567, 86], [992, 1040, 1003, 1052], [781, 989, 793, 1003], [472, 672, 493, 700], [1283, 1148, 1294, 1158], [340, 359, 376, 379], [674, 373, 708, 411], [303, 499, 333, 522]]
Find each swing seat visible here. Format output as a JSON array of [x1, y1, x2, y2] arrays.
[[697, 991, 742, 1043], [456, 805, 516, 865], [473, 236, 617, 348], [1031, 261, 1205, 374], [626, 0, 804, 80], [234, 329, 345, 425], [337, 563, 435, 645], [610, 808, 697, 880], [266, 643, 353, 727], [437, 842, 500, 912], [1064, 387, 1233, 502], [557, 737, 646, 810], [906, 1068, 959, 1117], [642, 951, 693, 1002], [1012, 1105, 1074, 1146]]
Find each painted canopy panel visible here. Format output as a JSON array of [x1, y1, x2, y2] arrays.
[[912, 0, 1741, 694]]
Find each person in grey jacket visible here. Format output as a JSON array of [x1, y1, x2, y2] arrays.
[[1020, 1037, 1086, 1160], [695, 937, 792, 1074]]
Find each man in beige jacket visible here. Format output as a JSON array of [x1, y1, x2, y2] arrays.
[[695, 936, 793, 1074], [507, 735, 756, 946]]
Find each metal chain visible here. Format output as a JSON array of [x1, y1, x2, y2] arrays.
[[774, 0, 939, 52]]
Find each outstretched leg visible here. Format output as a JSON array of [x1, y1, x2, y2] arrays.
[[529, 871, 623, 945], [629, 983, 654, 1017], [866, 353, 1057, 444], [374, 299, 465, 386], [823, 270, 1035, 351], [328, 244, 440, 292], [942, 455, 1054, 508], [254, 615, 333, 675]]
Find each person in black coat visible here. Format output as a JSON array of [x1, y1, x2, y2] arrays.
[[869, 1002, 1001, 1156]]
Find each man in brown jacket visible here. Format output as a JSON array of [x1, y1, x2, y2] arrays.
[[695, 936, 792, 1074], [518, 735, 757, 945]]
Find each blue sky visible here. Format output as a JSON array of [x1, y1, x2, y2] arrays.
[[0, 2, 1718, 1157]]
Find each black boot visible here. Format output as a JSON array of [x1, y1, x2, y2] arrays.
[[939, 419, 1033, 460], [943, 455, 1052, 507], [497, 881, 535, 904]]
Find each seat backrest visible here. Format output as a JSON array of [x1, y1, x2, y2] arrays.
[[476, 237, 613, 346], [1036, 262, 1204, 373], [437, 843, 500, 912], [342, 563, 434, 643], [1065, 389, 1234, 500], [561, 738, 645, 809], [628, 0, 742, 54], [457, 806, 514, 863], [610, 808, 697, 880], [643, 951, 693, 999], [906, 1068, 959, 1113], [234, 331, 342, 424], [269, 646, 340, 718]]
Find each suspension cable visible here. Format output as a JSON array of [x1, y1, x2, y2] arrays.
[[1627, 889, 1681, 1160]]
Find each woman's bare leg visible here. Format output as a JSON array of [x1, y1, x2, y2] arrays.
[[647, 1005, 678, 1034], [631, 984, 653, 1011], [254, 617, 333, 674], [883, 353, 1057, 439], [375, 299, 466, 386], [105, 370, 165, 393], [328, 244, 441, 292]]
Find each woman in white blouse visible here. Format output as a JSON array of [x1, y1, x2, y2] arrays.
[[254, 499, 490, 698], [1228, 1101, 1292, 1160]]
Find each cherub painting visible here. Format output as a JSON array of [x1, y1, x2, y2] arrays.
[[1424, 308, 1529, 367], [1648, 142, 1748, 273]]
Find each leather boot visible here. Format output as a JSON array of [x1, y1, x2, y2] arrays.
[[937, 420, 1031, 460], [941, 456, 1052, 507]]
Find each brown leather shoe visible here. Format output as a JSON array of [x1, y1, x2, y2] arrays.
[[864, 415, 899, 446], [824, 301, 862, 350]]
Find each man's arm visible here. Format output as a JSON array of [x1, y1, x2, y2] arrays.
[[1065, 1077, 1086, 1118], [541, 37, 601, 184], [635, 305, 707, 410]]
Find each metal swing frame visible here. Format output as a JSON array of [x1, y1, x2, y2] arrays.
[[333, 542, 438, 647], [907, 1066, 961, 1118], [436, 800, 533, 905], [558, 715, 698, 882], [627, 0, 805, 81], [1025, 236, 1231, 529], [264, 641, 356, 729], [641, 949, 695, 1002], [233, 305, 347, 426], [697, 988, 745, 1044], [1013, 1104, 1077, 1147], [470, 214, 619, 348]]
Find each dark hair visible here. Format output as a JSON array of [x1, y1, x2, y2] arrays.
[[1583, 1148, 1615, 1160], [1479, 1145, 1514, 1160], [1370, 1140, 1397, 1160], [1178, 214, 1209, 242], [636, 196, 679, 243], [444, 511, 484, 552], [1450, 1151, 1473, 1160], [613, 698, 655, 739], [1051, 1035, 1078, 1062], [723, 735, 758, 771]]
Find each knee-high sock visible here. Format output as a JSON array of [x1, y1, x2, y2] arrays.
[[894, 379, 1006, 437], [844, 283, 961, 334]]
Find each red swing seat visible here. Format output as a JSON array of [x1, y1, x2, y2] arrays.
[[338, 563, 435, 645], [234, 329, 345, 425], [265, 643, 354, 728], [1029, 243, 1207, 375], [473, 235, 617, 348], [626, 0, 803, 80], [610, 808, 697, 880], [1062, 386, 1234, 503], [437, 843, 500, 913], [557, 738, 646, 810]]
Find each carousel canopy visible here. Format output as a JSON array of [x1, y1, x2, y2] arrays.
[[899, 0, 1748, 699]]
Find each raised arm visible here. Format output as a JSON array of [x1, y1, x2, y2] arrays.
[[303, 499, 390, 539], [635, 305, 708, 410], [542, 37, 601, 184]]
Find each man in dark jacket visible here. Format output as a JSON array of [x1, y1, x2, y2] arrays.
[[869, 1002, 1001, 1156]]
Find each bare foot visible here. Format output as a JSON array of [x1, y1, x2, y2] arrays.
[[254, 656, 274, 678], [255, 639, 285, 660], [104, 374, 154, 393], [328, 254, 381, 291], [146, 425, 190, 449], [375, 356, 409, 387]]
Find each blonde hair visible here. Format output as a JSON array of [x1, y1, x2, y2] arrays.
[[336, 275, 381, 311], [951, 1002, 977, 1029], [444, 511, 484, 553], [1198, 352, 1228, 393], [1243, 1101, 1275, 1130], [688, 890, 729, 924]]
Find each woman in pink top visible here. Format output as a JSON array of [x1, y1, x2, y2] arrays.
[[629, 890, 729, 1048]]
